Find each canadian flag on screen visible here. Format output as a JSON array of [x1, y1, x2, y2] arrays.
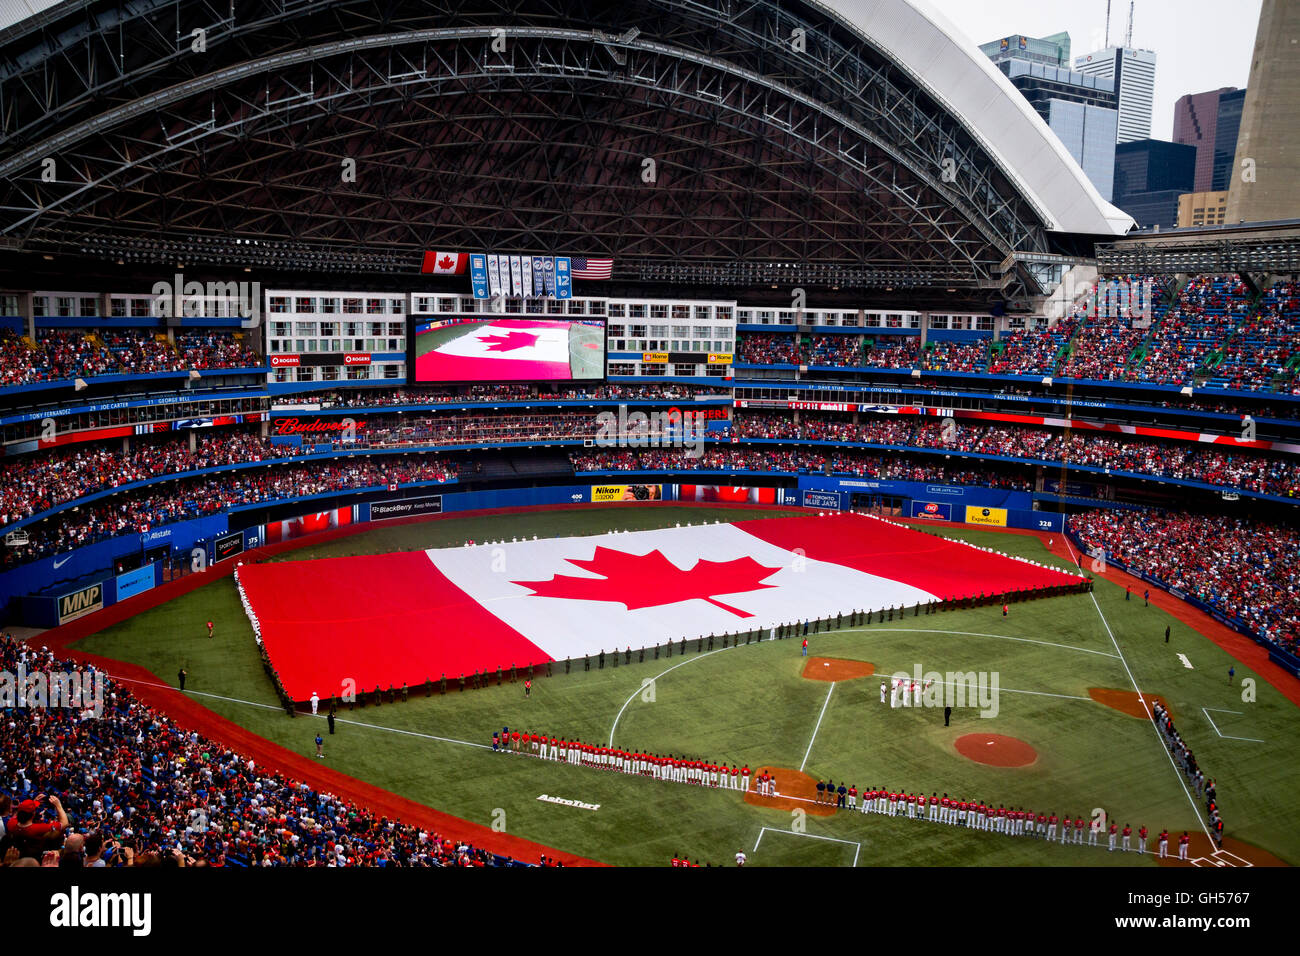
[[421, 251, 469, 274]]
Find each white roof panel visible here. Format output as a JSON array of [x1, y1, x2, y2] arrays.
[[817, 0, 1134, 235]]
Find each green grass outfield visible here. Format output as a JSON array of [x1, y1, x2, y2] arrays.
[[75, 507, 1300, 866]]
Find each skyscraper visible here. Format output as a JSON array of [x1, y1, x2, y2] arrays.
[[982, 34, 1119, 200], [1113, 140, 1196, 229], [1173, 88, 1238, 193], [1210, 89, 1246, 193], [1225, 0, 1298, 224], [1074, 46, 1157, 144]]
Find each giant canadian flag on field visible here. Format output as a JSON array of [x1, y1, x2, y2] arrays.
[[236, 514, 1085, 700]]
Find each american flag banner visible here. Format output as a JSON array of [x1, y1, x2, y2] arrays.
[[571, 257, 613, 279]]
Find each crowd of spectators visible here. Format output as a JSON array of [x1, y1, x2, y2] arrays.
[[731, 412, 1300, 496], [919, 340, 989, 374], [0, 431, 294, 526], [1130, 276, 1251, 387], [306, 382, 727, 409], [989, 317, 1080, 376], [736, 332, 802, 365], [571, 447, 1032, 490], [5, 457, 457, 567], [0, 328, 260, 387], [1071, 509, 1300, 654], [0, 636, 538, 867], [1212, 280, 1300, 392]]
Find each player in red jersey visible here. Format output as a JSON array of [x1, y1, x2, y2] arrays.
[[1073, 816, 1085, 845], [1137, 825, 1148, 854], [1158, 829, 1169, 857], [1107, 821, 1119, 851], [1121, 824, 1132, 852], [1047, 813, 1058, 842], [1178, 832, 1191, 860]]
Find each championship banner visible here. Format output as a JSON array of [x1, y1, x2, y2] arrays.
[[522, 257, 534, 297], [541, 257, 556, 296], [509, 256, 523, 297], [554, 257, 572, 299], [965, 506, 1008, 527], [469, 254, 490, 299], [591, 484, 663, 502], [532, 257, 545, 296], [487, 255, 503, 297]]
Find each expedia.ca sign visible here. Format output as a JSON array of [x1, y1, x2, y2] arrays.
[[58, 583, 103, 624]]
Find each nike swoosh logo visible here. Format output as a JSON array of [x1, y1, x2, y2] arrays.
[[52, 555, 72, 569]]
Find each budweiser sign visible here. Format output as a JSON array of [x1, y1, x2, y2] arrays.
[[343, 352, 371, 366], [272, 417, 368, 436], [269, 354, 300, 368]]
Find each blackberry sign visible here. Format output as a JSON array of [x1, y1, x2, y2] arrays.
[[370, 495, 443, 522]]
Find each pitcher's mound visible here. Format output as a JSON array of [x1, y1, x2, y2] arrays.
[[1089, 688, 1172, 720], [742, 766, 837, 816], [954, 734, 1037, 767], [802, 657, 875, 682]]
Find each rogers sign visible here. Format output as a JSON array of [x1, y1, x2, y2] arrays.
[[272, 417, 368, 436], [269, 354, 300, 367], [343, 352, 371, 366]]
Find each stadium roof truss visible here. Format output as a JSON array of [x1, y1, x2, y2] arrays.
[[0, 0, 1129, 296]]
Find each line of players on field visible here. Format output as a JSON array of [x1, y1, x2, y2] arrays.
[[491, 728, 1195, 859], [492, 727, 766, 790], [813, 787, 1193, 857]]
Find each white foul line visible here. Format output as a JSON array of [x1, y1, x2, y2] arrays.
[[1062, 536, 1215, 843], [1200, 707, 1264, 743], [801, 682, 836, 772], [752, 826, 861, 867]]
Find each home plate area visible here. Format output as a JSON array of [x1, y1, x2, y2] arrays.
[[235, 512, 1084, 701]]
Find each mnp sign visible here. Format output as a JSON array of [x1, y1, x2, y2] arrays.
[[58, 582, 104, 624], [965, 506, 1008, 527]]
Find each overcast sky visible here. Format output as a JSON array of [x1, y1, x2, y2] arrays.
[[931, 0, 1262, 141]]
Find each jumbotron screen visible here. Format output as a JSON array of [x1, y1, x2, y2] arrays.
[[408, 316, 605, 383]]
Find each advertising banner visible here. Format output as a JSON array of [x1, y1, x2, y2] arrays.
[[58, 582, 104, 624], [115, 565, 156, 601], [370, 494, 444, 521], [964, 506, 1008, 527], [591, 484, 663, 502], [214, 530, 245, 562], [909, 500, 953, 520]]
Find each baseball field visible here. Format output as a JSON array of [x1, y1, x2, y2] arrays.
[[71, 505, 1300, 867]]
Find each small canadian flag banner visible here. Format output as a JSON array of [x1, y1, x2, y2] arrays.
[[420, 251, 469, 274], [236, 513, 1086, 700]]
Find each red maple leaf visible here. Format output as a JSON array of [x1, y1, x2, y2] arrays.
[[437, 255, 456, 271], [478, 330, 539, 352], [511, 546, 781, 617]]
